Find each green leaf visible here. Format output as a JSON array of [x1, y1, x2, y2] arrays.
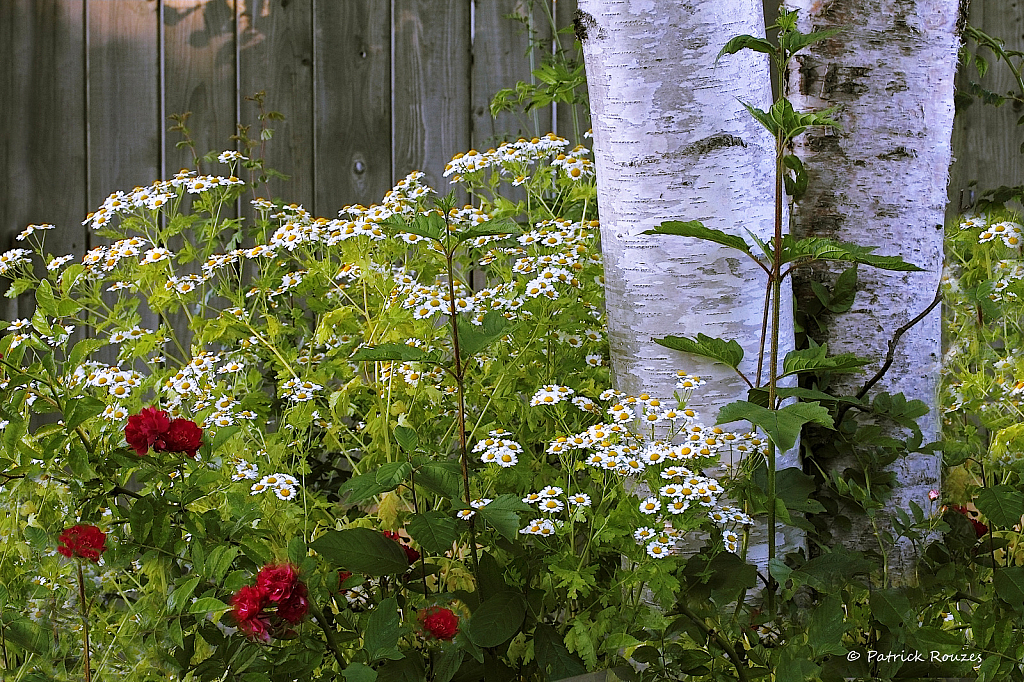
[[433, 646, 464, 682], [740, 99, 780, 137], [206, 546, 239, 584], [35, 280, 57, 318], [456, 311, 510, 358], [993, 567, 1024, 611], [375, 461, 413, 489], [474, 494, 532, 541], [643, 220, 752, 256], [780, 235, 923, 271], [342, 662, 378, 682], [869, 588, 912, 630], [414, 460, 462, 499], [783, 27, 842, 56], [0, 616, 52, 655], [406, 511, 459, 554], [781, 342, 872, 377], [394, 426, 417, 453], [339, 472, 390, 505], [364, 597, 403, 661], [717, 34, 776, 61], [466, 592, 527, 647], [311, 528, 411, 576], [65, 391, 107, 428], [716, 401, 833, 452], [754, 467, 827, 514], [807, 596, 848, 657], [534, 623, 587, 680], [782, 153, 808, 200], [383, 212, 443, 241], [189, 597, 230, 614], [168, 576, 201, 613], [67, 337, 108, 369], [351, 344, 430, 363], [975, 485, 1024, 528], [655, 333, 743, 370], [130, 498, 155, 543], [456, 218, 519, 244], [211, 425, 240, 452]]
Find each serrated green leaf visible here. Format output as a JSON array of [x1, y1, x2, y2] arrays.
[[655, 333, 743, 369], [35, 280, 57, 318], [311, 528, 410, 576], [717, 34, 775, 61], [364, 597, 403, 662], [643, 220, 752, 256], [406, 511, 459, 554], [394, 426, 417, 453], [975, 485, 1024, 528], [869, 588, 912, 630], [189, 597, 230, 614], [807, 596, 848, 657], [168, 576, 201, 613], [467, 592, 526, 647], [716, 401, 832, 452], [783, 27, 842, 56], [456, 311, 510, 358], [375, 461, 412, 489], [456, 218, 519, 245], [534, 623, 587, 680], [781, 342, 871, 377], [339, 471, 390, 505], [993, 566, 1024, 611], [342, 662, 378, 682]]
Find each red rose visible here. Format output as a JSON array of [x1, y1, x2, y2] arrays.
[[236, 611, 272, 642], [337, 570, 354, 593], [159, 418, 203, 458], [418, 606, 459, 641], [124, 407, 171, 456], [276, 582, 309, 624], [231, 584, 267, 621], [949, 505, 989, 538], [256, 564, 299, 602], [57, 524, 107, 562]]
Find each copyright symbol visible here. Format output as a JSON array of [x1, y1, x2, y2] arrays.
[[847, 651, 861, 661]]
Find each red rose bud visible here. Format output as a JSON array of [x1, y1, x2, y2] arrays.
[[418, 606, 459, 641], [949, 505, 989, 538], [256, 564, 299, 602], [230, 584, 273, 642], [57, 524, 107, 562], [337, 570, 354, 593], [160, 418, 203, 458], [124, 406, 171, 456]]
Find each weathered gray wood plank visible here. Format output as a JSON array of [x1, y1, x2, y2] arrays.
[[555, 0, 588, 143], [949, 0, 1024, 207], [162, 0, 238, 174], [393, 0, 472, 192], [88, 0, 160, 208], [238, 0, 314, 211], [314, 0, 391, 213], [0, 0, 87, 321], [472, 0, 553, 148]]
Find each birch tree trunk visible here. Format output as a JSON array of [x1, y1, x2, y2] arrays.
[[577, 0, 797, 566], [784, 0, 959, 576]]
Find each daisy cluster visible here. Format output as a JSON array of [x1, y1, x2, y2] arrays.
[[249, 472, 300, 501], [527, 374, 759, 558], [517, 486, 592, 536], [956, 214, 1024, 303], [473, 429, 524, 468]]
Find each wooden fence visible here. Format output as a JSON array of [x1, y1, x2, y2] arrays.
[[2, 0, 1022, 321], [0, 0, 586, 318]]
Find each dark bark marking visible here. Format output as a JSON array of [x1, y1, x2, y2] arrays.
[[824, 64, 872, 97], [885, 75, 908, 94], [573, 10, 598, 43], [877, 146, 917, 161], [625, 134, 747, 167]]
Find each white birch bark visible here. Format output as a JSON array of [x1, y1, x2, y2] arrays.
[[783, 0, 959, 574], [577, 0, 798, 566]]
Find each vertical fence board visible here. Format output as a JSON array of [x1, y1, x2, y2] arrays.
[[314, 0, 391, 213], [238, 0, 314, 210], [393, 0, 472, 191], [162, 0, 238, 174], [554, 0, 587, 143], [949, 0, 1024, 208], [88, 1, 160, 207], [472, 0, 552, 148], [0, 1, 86, 321]]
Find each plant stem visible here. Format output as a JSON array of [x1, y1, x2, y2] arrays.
[[76, 562, 92, 682], [674, 602, 750, 682], [308, 601, 347, 670]]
